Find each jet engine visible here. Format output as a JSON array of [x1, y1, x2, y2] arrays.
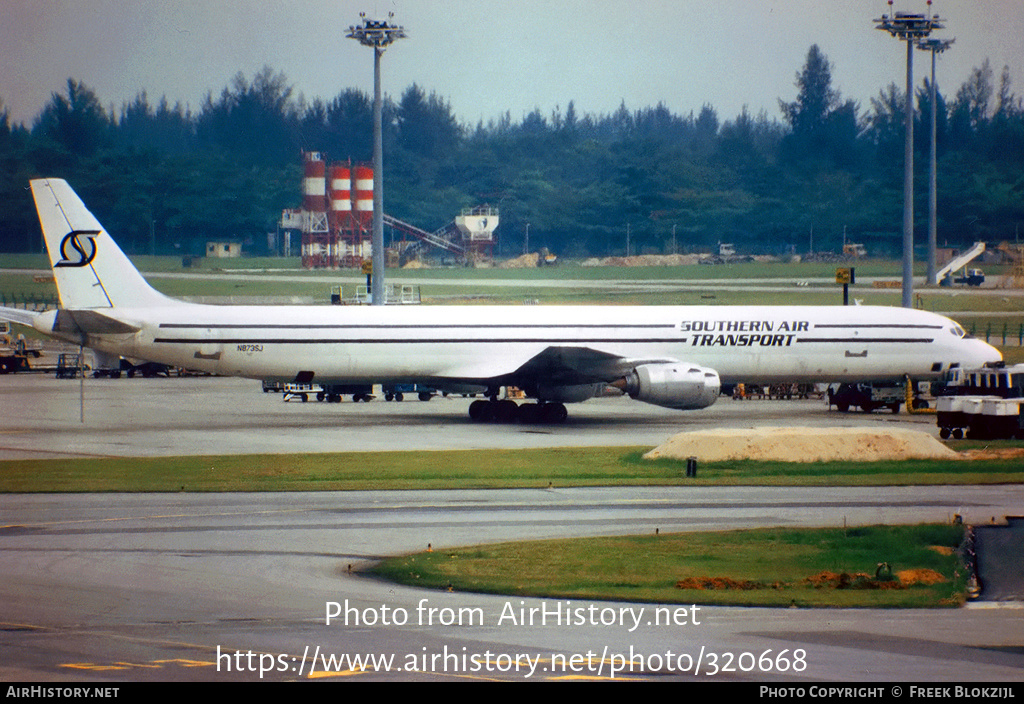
[[613, 363, 720, 410]]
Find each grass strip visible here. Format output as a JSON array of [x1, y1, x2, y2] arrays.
[[0, 447, 1022, 492], [372, 523, 969, 608]]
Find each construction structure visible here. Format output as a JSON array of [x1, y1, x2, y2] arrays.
[[285, 151, 498, 269], [385, 206, 499, 266], [283, 152, 374, 269]]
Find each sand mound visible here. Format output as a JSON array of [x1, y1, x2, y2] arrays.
[[580, 253, 708, 267], [643, 427, 960, 463], [498, 253, 539, 269]]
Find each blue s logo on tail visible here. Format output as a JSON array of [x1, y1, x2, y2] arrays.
[[55, 230, 100, 268]]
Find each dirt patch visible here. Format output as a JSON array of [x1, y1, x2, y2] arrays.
[[896, 568, 948, 586], [675, 570, 933, 591], [802, 571, 905, 590], [644, 427, 961, 463], [958, 447, 1024, 461], [675, 576, 771, 590]]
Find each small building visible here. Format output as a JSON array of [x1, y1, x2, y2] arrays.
[[206, 241, 242, 258]]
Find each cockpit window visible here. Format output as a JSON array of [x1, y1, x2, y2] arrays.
[[949, 323, 967, 339]]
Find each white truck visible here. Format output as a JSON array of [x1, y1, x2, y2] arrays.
[[936, 363, 1024, 440]]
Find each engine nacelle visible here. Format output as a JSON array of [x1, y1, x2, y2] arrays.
[[618, 363, 720, 410]]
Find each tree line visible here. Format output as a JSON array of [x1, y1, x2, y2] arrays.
[[1, 48, 1022, 259]]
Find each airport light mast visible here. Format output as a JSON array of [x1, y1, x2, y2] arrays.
[[874, 1, 943, 307], [347, 13, 406, 305], [918, 36, 954, 286]]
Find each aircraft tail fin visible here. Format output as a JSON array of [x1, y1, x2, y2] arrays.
[[30, 178, 171, 309]]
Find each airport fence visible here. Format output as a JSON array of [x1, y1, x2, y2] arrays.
[[967, 322, 1024, 347], [0, 293, 59, 311]]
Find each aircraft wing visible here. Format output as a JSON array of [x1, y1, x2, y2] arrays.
[[437, 344, 681, 387], [506, 345, 682, 385]]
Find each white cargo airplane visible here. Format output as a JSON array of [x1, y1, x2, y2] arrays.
[[0, 178, 1002, 422]]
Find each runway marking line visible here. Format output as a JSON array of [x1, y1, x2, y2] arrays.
[[60, 659, 213, 672], [0, 621, 47, 631], [307, 668, 370, 679], [5, 507, 317, 529], [0, 444, 122, 459]]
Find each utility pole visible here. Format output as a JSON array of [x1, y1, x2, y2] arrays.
[[874, 1, 943, 307], [918, 36, 954, 286], [347, 13, 406, 305]]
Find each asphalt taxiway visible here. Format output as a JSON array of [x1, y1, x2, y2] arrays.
[[1, 373, 1022, 682], [0, 374, 940, 460]]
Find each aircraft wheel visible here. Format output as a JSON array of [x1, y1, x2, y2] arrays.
[[952, 428, 963, 440], [939, 427, 951, 440], [517, 403, 541, 424], [541, 403, 568, 424], [468, 399, 487, 421], [477, 401, 495, 422], [495, 399, 518, 423]]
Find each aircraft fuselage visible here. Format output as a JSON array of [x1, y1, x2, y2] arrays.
[[36, 302, 995, 388]]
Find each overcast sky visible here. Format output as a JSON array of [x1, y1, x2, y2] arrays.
[[3, 1, 1022, 129]]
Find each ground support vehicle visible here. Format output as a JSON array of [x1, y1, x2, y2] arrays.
[[0, 349, 39, 373], [936, 363, 1024, 439], [383, 383, 436, 402], [56, 353, 84, 379], [938, 396, 1023, 440], [262, 381, 377, 403], [827, 382, 903, 414], [0, 330, 43, 374]]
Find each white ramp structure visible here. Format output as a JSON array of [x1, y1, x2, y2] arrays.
[[937, 241, 986, 281]]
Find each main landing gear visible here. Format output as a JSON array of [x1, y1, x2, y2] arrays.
[[467, 399, 568, 424]]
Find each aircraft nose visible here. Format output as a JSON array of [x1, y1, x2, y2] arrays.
[[973, 338, 1003, 365]]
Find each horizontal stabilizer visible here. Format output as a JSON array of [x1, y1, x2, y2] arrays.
[[0, 307, 41, 327]]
